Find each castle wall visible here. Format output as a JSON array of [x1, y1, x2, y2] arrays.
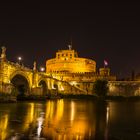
[[46, 49, 96, 73], [46, 58, 96, 73], [108, 81, 140, 96]]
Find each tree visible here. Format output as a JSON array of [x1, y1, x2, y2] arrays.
[[93, 80, 108, 97]]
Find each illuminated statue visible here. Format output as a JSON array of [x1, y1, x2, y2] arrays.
[[33, 61, 37, 71], [1, 46, 6, 61]]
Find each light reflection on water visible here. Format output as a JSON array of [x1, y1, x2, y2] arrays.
[[0, 100, 140, 140]]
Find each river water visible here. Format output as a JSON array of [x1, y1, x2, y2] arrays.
[[0, 99, 140, 140]]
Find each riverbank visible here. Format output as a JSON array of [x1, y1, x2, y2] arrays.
[[1, 93, 140, 102], [60, 94, 140, 101], [0, 94, 17, 103], [21, 94, 140, 102]]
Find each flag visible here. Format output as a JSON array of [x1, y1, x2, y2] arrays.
[[104, 60, 108, 66]]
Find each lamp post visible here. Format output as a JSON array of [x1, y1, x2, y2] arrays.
[[17, 57, 22, 65], [40, 67, 45, 72]]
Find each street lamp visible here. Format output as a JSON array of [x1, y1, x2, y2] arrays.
[[18, 56, 22, 64], [40, 67, 45, 72]]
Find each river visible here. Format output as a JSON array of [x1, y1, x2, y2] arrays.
[[0, 99, 140, 140]]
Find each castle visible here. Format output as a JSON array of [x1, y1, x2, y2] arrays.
[[0, 45, 117, 95], [46, 46, 116, 93], [1, 46, 140, 96]]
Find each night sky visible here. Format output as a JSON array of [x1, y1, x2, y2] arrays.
[[0, 2, 140, 78]]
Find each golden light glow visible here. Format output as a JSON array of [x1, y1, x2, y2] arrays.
[[70, 101, 75, 121], [42, 100, 92, 139], [22, 103, 35, 131], [51, 81, 56, 89], [59, 83, 64, 91], [70, 81, 77, 86], [109, 85, 116, 92], [46, 49, 96, 74], [45, 100, 64, 122], [60, 86, 64, 91], [106, 106, 110, 124], [0, 114, 9, 140], [46, 101, 54, 119], [55, 99, 64, 121]]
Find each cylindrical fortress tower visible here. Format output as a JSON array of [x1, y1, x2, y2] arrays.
[[46, 49, 96, 73]]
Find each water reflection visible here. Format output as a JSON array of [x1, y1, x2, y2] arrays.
[[37, 113, 45, 137], [1, 100, 140, 139], [0, 113, 8, 140], [0, 100, 108, 140]]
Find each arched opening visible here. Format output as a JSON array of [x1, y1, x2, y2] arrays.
[[53, 83, 58, 95], [39, 80, 48, 95], [54, 84, 58, 90], [11, 74, 30, 96]]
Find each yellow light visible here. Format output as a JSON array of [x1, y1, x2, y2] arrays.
[[106, 106, 110, 124], [60, 86, 64, 91], [55, 99, 64, 121], [0, 114, 9, 140], [70, 101, 75, 121], [40, 67, 45, 72], [70, 81, 77, 86]]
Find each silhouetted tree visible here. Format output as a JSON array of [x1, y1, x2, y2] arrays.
[[93, 80, 108, 97]]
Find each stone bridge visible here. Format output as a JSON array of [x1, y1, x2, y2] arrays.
[[0, 47, 83, 96], [1, 47, 140, 97], [108, 81, 140, 96]]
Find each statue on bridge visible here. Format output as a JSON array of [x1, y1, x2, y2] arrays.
[[33, 61, 37, 71], [1, 46, 7, 61]]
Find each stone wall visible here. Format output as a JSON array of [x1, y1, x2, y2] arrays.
[[108, 81, 140, 96]]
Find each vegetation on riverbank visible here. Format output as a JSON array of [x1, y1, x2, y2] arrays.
[[93, 79, 109, 97]]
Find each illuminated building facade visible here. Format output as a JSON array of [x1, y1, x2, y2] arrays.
[[46, 46, 116, 82], [0, 47, 84, 95], [0, 46, 116, 95], [46, 46, 116, 94], [46, 47, 96, 73]]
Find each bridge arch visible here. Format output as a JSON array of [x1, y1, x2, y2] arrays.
[[10, 71, 31, 95], [38, 79, 48, 95]]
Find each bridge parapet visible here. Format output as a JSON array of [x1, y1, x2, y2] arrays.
[[108, 81, 140, 96]]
